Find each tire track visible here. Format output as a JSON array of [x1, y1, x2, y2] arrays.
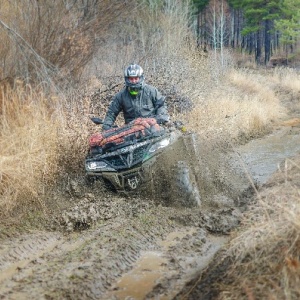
[[0, 232, 62, 283]]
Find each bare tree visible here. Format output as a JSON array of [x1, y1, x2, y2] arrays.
[[0, 0, 135, 85], [206, 0, 230, 68]]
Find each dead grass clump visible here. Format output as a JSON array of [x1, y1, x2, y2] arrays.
[[233, 52, 257, 69], [218, 157, 300, 299], [0, 82, 108, 216], [185, 67, 285, 141], [228, 69, 278, 104], [0, 85, 59, 214], [271, 67, 300, 93]]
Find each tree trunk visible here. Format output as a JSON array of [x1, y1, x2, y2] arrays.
[[264, 19, 272, 64], [255, 30, 262, 64]]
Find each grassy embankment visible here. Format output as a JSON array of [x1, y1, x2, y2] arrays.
[[213, 69, 300, 300], [217, 154, 300, 300], [185, 67, 300, 299]]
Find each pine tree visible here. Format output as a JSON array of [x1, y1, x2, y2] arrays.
[[275, 0, 300, 60], [192, 0, 210, 48], [230, 0, 281, 64]]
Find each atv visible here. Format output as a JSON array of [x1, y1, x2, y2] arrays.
[[85, 117, 201, 207]]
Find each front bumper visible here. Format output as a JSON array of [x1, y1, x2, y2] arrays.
[[86, 157, 156, 191]]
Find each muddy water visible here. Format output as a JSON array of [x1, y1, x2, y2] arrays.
[[105, 229, 228, 300], [232, 127, 300, 185]]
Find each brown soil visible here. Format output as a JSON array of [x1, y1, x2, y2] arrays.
[[0, 100, 299, 300]]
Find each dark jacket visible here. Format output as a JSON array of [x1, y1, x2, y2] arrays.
[[102, 84, 169, 130]]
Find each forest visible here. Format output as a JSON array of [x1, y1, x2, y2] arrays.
[[194, 0, 300, 64]]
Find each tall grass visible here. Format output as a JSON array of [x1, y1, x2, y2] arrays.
[[0, 84, 59, 213], [0, 83, 96, 214], [185, 67, 286, 141], [278, 69, 300, 92]]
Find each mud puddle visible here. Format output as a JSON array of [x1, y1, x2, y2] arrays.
[[232, 126, 300, 185], [105, 228, 228, 300]]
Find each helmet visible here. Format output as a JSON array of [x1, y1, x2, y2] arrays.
[[124, 64, 144, 95]]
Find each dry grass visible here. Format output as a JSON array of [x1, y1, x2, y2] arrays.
[[0, 83, 96, 215], [271, 67, 300, 93], [228, 69, 277, 102], [0, 84, 59, 213], [218, 157, 300, 300], [185, 68, 286, 141]]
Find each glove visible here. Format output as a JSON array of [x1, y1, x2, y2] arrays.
[[155, 115, 170, 125]]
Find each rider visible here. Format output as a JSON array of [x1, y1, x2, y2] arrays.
[[102, 64, 170, 131]]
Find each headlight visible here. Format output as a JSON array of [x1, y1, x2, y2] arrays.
[[149, 138, 170, 153], [85, 161, 115, 171]]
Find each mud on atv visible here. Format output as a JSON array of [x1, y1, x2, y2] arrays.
[[85, 117, 201, 207]]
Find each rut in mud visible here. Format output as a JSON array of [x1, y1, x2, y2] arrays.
[[0, 132, 252, 300]]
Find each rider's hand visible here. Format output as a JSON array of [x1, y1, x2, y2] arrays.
[[155, 115, 170, 125], [164, 121, 172, 127]]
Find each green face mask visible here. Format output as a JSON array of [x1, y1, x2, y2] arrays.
[[129, 88, 139, 96]]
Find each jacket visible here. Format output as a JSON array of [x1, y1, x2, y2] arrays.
[[102, 84, 169, 130]]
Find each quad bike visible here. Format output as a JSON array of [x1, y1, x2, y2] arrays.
[[85, 117, 201, 207]]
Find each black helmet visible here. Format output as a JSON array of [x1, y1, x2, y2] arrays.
[[124, 64, 144, 95]]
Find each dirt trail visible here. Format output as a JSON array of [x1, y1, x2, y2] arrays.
[[0, 173, 245, 300], [0, 212, 234, 300], [1, 119, 299, 299]]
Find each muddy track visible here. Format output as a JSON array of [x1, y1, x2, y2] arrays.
[[0, 187, 244, 300]]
